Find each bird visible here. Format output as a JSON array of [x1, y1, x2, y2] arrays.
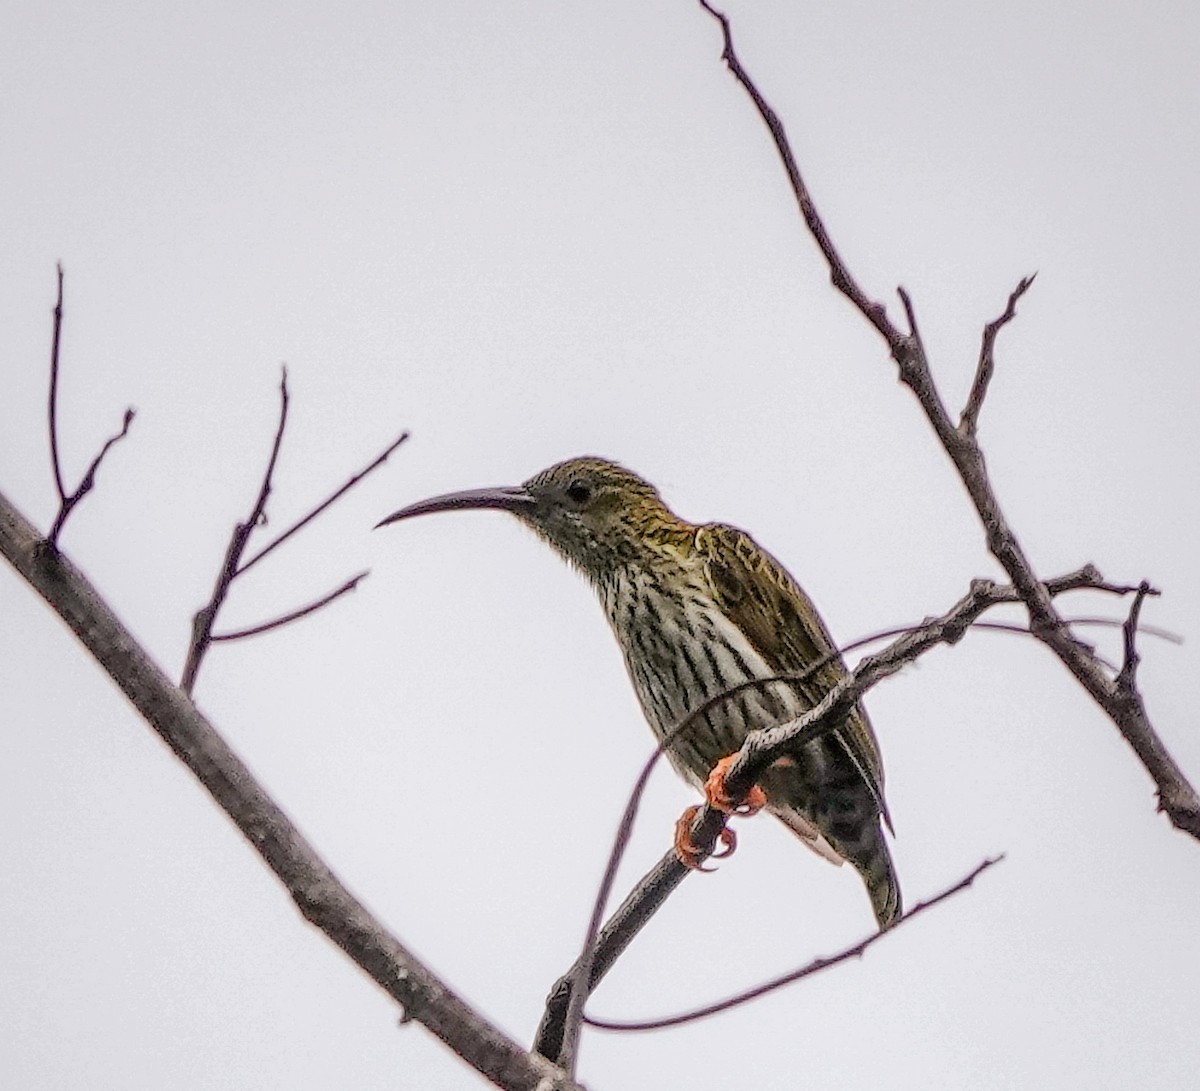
[[377, 456, 901, 929]]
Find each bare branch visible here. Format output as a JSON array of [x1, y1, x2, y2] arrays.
[[717, 576, 1101, 805], [961, 274, 1037, 437], [45, 264, 136, 546], [0, 488, 580, 1091], [211, 571, 369, 641], [697, 1, 904, 353], [238, 430, 410, 576], [586, 855, 1003, 1032], [535, 567, 1112, 1061], [696, 0, 1200, 841], [181, 367, 290, 694], [536, 848, 686, 1060], [180, 381, 406, 692]]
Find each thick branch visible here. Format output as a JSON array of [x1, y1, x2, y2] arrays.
[[0, 489, 578, 1091], [535, 851, 686, 1061], [697, 0, 1200, 841]]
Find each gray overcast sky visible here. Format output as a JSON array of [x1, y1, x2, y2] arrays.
[[2, 2, 1198, 1088]]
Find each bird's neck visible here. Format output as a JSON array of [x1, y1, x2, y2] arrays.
[[594, 525, 707, 624]]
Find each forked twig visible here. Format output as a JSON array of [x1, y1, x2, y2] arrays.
[[179, 379, 405, 692], [46, 264, 136, 545], [961, 274, 1037, 437], [238, 430, 409, 576], [181, 368, 290, 693], [1116, 581, 1159, 690]]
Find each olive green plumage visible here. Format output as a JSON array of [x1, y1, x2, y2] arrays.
[[379, 456, 901, 928]]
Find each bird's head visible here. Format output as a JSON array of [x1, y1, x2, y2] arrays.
[[377, 456, 681, 581]]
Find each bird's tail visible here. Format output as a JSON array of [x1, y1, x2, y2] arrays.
[[772, 802, 902, 929], [811, 783, 903, 930], [854, 833, 902, 930]]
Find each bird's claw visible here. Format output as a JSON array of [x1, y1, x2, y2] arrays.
[[674, 805, 714, 871], [704, 754, 766, 815], [674, 752, 766, 871], [712, 825, 738, 858], [672, 806, 740, 872]]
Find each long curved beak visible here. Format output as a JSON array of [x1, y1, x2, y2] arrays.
[[375, 485, 535, 529]]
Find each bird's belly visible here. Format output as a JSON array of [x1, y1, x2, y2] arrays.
[[612, 589, 814, 787]]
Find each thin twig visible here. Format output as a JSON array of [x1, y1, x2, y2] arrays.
[[181, 368, 289, 693], [238, 430, 410, 576], [961, 274, 1037, 437], [1116, 581, 1158, 690], [181, 385, 407, 691], [211, 571, 368, 641], [697, 1, 903, 353], [1066, 614, 1179, 645], [897, 285, 926, 352], [48, 264, 66, 501], [696, 0, 1200, 840], [587, 856, 1003, 1032], [553, 715, 668, 1075], [45, 264, 136, 546]]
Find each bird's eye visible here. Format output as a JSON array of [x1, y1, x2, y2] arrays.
[[565, 479, 592, 505]]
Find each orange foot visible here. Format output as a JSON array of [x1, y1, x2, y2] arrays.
[[704, 754, 767, 816], [673, 804, 738, 871]]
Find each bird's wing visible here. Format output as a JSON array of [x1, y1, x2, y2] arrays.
[[696, 522, 891, 829]]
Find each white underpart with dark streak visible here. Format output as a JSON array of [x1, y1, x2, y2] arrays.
[[598, 564, 836, 824]]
